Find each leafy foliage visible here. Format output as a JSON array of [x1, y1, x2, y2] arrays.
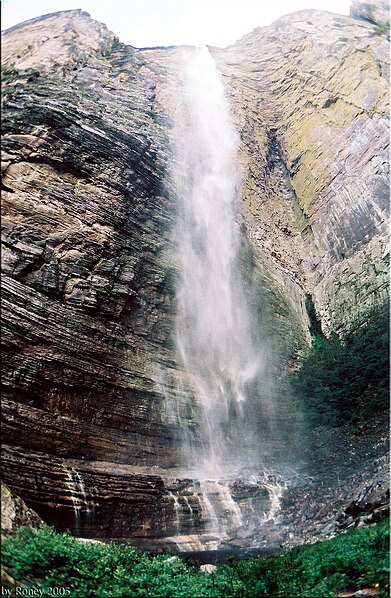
[[293, 302, 389, 426], [2, 519, 389, 597], [234, 517, 389, 597]]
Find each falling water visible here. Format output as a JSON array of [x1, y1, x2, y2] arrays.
[[173, 47, 269, 478], [64, 467, 93, 534]]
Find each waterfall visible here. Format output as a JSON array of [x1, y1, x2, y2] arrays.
[[164, 47, 292, 550], [173, 47, 270, 479], [63, 467, 93, 534]]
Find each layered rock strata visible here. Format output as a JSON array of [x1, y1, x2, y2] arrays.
[[1, 7, 389, 546], [214, 8, 389, 335], [2, 11, 180, 471]]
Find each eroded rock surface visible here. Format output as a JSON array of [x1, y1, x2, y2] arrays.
[[351, 0, 390, 28], [1, 7, 389, 547], [2, 9, 117, 72], [215, 8, 389, 335], [1, 481, 43, 535]]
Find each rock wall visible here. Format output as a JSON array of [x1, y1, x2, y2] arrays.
[[214, 8, 389, 336], [2, 11, 181, 470], [350, 0, 390, 29], [1, 481, 43, 535], [1, 7, 389, 542]]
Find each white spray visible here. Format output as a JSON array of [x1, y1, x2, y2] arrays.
[[173, 47, 265, 478]]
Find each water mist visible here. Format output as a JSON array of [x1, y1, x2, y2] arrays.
[[172, 47, 275, 479]]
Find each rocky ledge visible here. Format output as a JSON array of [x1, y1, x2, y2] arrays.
[[1, 414, 388, 552]]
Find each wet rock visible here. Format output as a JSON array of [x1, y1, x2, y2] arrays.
[[229, 480, 268, 500]]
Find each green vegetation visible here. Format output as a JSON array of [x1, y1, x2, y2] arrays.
[[374, 20, 390, 37], [111, 38, 125, 51], [293, 299, 389, 426], [1, 65, 40, 83], [1, 66, 20, 80], [2, 519, 389, 597]]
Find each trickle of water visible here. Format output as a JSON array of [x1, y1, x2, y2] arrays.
[[64, 468, 81, 532], [63, 467, 93, 533], [168, 491, 182, 531], [263, 477, 284, 522], [182, 496, 194, 517], [172, 46, 265, 478], [198, 481, 221, 535]]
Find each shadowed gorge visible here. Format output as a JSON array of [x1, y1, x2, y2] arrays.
[[1, 1, 389, 567]]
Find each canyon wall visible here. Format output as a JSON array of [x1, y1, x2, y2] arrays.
[[214, 7, 389, 336], [1, 7, 389, 542]]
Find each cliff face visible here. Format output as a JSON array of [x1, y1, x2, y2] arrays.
[[2, 10, 185, 538], [214, 8, 389, 335], [1, 7, 389, 543], [2, 10, 186, 461]]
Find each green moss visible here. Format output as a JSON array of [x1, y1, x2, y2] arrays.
[[374, 21, 390, 36], [1, 66, 20, 80]]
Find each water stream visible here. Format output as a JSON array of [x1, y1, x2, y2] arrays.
[[63, 467, 94, 534], [169, 47, 284, 547], [173, 47, 270, 479]]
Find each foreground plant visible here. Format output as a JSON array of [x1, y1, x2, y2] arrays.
[[1, 518, 389, 597]]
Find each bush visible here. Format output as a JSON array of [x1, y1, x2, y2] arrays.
[[1, 519, 389, 597], [234, 517, 389, 597], [292, 302, 389, 426]]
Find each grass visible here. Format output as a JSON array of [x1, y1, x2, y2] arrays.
[[1, 518, 389, 597]]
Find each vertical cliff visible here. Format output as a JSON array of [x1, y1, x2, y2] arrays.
[[2, 10, 183, 539], [1, 7, 389, 544], [2, 10, 182, 468], [214, 8, 389, 337]]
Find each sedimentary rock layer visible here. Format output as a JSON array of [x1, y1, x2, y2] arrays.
[[214, 8, 389, 335], [1, 8, 389, 544]]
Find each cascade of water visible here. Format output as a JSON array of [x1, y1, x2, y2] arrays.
[[72, 468, 94, 522], [182, 495, 194, 517], [63, 467, 93, 533], [163, 472, 293, 551], [167, 46, 295, 546], [64, 468, 81, 532], [199, 480, 243, 535], [198, 481, 220, 535], [173, 47, 269, 478]]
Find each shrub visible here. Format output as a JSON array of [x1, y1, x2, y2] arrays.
[[374, 21, 390, 36], [292, 302, 389, 427], [1, 519, 389, 597]]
